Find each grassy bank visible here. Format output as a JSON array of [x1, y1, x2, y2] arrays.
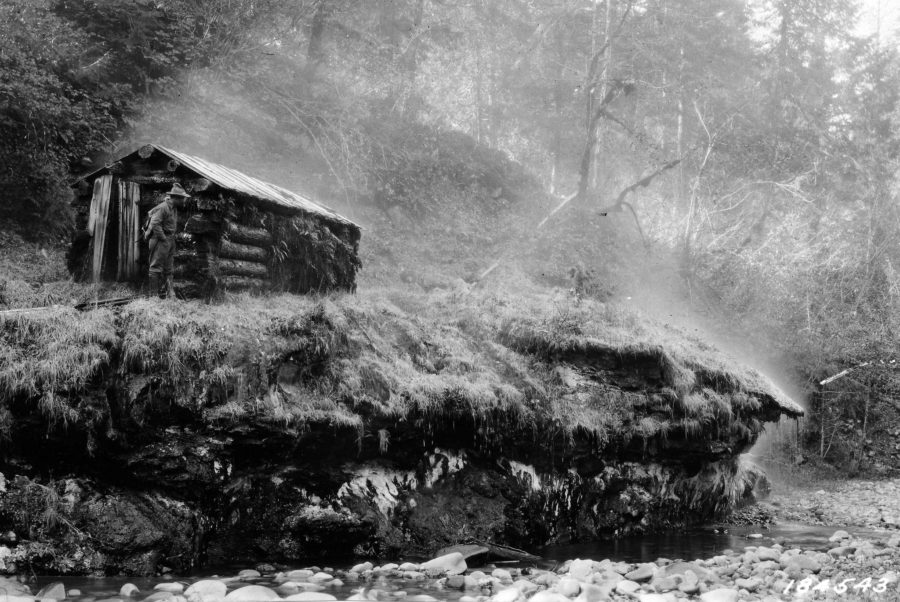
[[1, 284, 801, 460]]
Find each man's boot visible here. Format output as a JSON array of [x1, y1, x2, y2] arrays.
[[148, 273, 160, 298]]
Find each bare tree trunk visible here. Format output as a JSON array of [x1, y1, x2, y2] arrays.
[[819, 392, 828, 458], [305, 0, 331, 80], [551, 79, 564, 194], [474, 54, 484, 143], [859, 382, 870, 464], [578, 0, 615, 200], [400, 0, 426, 115], [472, 0, 484, 143]]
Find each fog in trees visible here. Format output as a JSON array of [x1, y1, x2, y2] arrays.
[[2, 0, 900, 472]]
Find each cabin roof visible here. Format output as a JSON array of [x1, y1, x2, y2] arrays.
[[86, 144, 358, 228]]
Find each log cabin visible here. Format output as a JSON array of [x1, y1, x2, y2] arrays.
[[68, 144, 361, 298]]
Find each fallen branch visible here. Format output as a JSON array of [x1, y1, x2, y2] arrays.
[[536, 193, 578, 230], [819, 359, 897, 386], [597, 158, 682, 247]]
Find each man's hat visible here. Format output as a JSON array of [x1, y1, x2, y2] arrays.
[[166, 183, 191, 198]]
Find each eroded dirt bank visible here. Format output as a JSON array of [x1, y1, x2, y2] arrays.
[[0, 290, 802, 575]]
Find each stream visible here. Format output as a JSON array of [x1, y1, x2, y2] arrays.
[[26, 523, 879, 600], [538, 523, 880, 565]]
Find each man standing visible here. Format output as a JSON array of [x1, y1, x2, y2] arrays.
[[144, 183, 190, 298]]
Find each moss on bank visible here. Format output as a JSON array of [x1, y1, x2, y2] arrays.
[[0, 287, 800, 461], [0, 288, 808, 571]]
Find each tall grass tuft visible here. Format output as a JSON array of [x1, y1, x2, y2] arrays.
[[1, 307, 116, 427]]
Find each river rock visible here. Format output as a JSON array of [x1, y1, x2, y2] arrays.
[[828, 546, 856, 557], [625, 564, 655, 582], [350, 562, 373, 573], [533, 572, 559, 587], [778, 549, 800, 562], [445, 576, 466, 590], [0, 575, 26, 593], [734, 578, 760, 592], [614, 580, 640, 595], [141, 593, 174, 602], [403, 571, 426, 580], [398, 562, 419, 571], [238, 571, 261, 580], [223, 586, 280, 602], [185, 580, 227, 601], [490, 587, 521, 602], [593, 569, 623, 586], [492, 569, 513, 583], [307, 573, 333, 583], [512, 579, 537, 595], [420, 552, 467, 576], [637, 595, 674, 602], [828, 530, 851, 542], [567, 559, 594, 581], [154, 584, 184, 594], [557, 577, 580, 597], [36, 583, 67, 601], [528, 592, 568, 602], [120, 585, 141, 597], [783, 554, 821, 574], [664, 561, 715, 583], [771, 578, 791, 594], [284, 594, 337, 602], [68, 591, 82, 598], [752, 560, 779, 574], [650, 576, 680, 592], [275, 583, 301, 596], [573, 583, 608, 602], [699, 589, 738, 602], [406, 596, 438, 602], [717, 565, 738, 579], [678, 571, 700, 595], [754, 547, 780, 562], [286, 571, 315, 581]]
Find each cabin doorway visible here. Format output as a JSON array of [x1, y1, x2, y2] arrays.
[[86, 175, 144, 283]]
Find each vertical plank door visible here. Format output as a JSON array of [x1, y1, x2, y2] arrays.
[[89, 175, 113, 284], [126, 182, 141, 279]]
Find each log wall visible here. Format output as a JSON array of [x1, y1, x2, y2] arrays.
[[219, 239, 269, 263], [71, 150, 359, 297]]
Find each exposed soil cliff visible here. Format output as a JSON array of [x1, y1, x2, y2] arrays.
[[0, 289, 801, 575]]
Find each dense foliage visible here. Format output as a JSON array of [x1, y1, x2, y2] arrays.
[[2, 0, 899, 472], [0, 0, 283, 236]]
